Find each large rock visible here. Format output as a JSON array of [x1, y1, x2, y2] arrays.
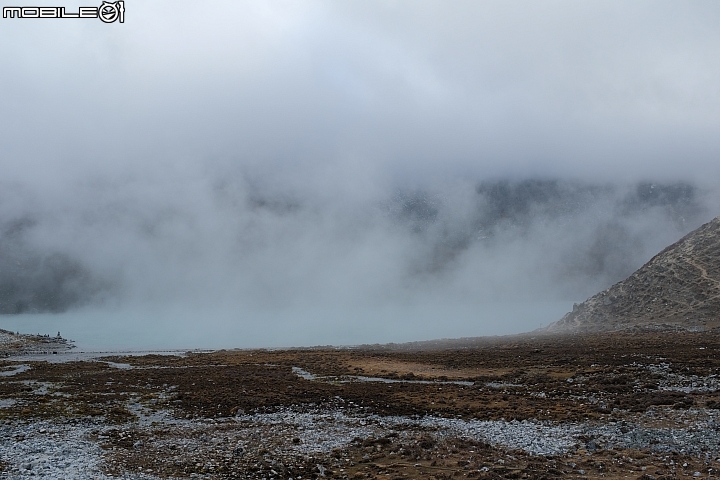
[[547, 216, 720, 332]]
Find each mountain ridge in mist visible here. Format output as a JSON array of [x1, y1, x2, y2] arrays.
[[0, 177, 714, 318], [547, 215, 720, 333], [0, 217, 102, 314]]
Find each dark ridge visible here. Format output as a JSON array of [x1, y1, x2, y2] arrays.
[[0, 217, 104, 315]]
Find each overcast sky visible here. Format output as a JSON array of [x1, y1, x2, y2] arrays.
[[2, 0, 719, 184], [1, 1, 720, 347]]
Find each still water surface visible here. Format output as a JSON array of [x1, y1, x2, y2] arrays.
[[0, 302, 572, 351]]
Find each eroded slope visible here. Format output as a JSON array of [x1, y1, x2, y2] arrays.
[[549, 216, 720, 332]]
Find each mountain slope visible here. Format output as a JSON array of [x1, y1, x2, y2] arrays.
[[548, 216, 720, 332]]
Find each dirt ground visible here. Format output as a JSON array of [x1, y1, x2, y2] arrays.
[[3, 330, 720, 479]]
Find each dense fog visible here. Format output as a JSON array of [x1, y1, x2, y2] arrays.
[[1, 176, 716, 313], [1, 1, 719, 346]]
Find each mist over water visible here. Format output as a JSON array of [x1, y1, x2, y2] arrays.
[[1, 173, 717, 348], [1, 2, 719, 348], [0, 302, 573, 350]]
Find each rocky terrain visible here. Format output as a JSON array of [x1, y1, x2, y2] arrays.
[[3, 213, 720, 478], [0, 329, 74, 357], [548, 216, 720, 333], [3, 331, 720, 479]]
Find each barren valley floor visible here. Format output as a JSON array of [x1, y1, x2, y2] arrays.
[[2, 330, 720, 479]]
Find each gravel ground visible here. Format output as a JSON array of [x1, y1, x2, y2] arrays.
[[3, 405, 720, 479], [4, 331, 720, 478], [0, 419, 154, 480]]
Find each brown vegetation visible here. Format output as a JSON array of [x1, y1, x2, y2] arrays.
[[3, 330, 720, 478]]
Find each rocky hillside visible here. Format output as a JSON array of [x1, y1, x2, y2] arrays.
[[548, 216, 720, 332]]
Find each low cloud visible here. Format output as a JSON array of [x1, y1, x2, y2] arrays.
[[1, 1, 719, 345]]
